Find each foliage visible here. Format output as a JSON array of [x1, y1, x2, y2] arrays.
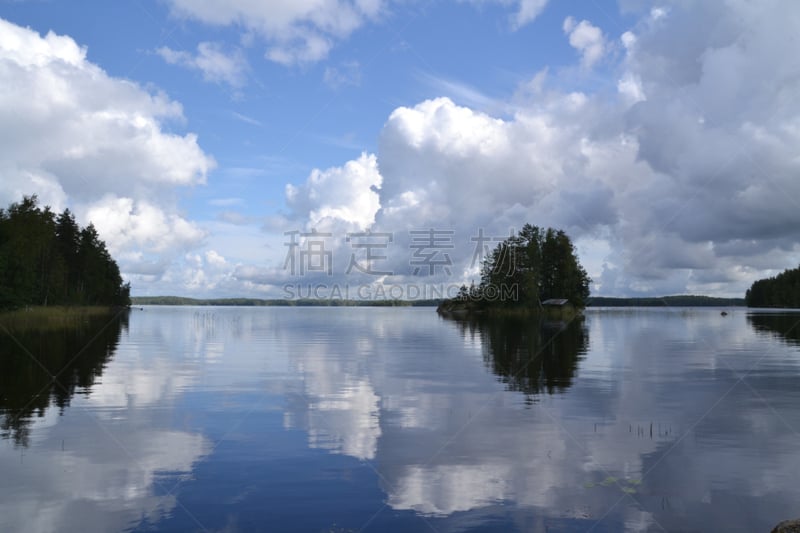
[[745, 265, 800, 308], [0, 196, 130, 310], [0, 306, 122, 332], [463, 224, 590, 309]]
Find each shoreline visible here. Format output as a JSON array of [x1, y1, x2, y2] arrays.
[[0, 305, 129, 332]]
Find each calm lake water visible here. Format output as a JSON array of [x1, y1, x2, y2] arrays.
[[1, 306, 800, 532]]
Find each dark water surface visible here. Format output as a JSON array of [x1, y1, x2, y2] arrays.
[[1, 306, 800, 532]]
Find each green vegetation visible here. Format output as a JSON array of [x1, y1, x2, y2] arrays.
[[439, 224, 590, 316], [0, 196, 130, 310], [0, 306, 123, 332], [587, 295, 745, 307], [746, 265, 800, 308], [132, 296, 442, 307]]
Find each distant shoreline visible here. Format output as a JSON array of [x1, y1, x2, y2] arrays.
[[586, 295, 745, 307], [131, 295, 746, 307]]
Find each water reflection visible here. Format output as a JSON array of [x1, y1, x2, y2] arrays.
[[0, 311, 128, 447], [448, 316, 588, 396], [747, 312, 800, 346], [2, 307, 800, 532], [0, 309, 210, 533]]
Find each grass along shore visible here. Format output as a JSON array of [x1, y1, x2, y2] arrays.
[[0, 306, 127, 332]]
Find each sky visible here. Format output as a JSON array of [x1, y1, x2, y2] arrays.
[[0, 0, 798, 299]]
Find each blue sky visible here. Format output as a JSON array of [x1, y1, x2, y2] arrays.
[[1, 1, 799, 298]]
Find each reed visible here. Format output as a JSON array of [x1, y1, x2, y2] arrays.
[[0, 306, 123, 332]]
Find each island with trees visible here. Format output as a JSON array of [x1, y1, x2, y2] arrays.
[[745, 265, 800, 308], [438, 223, 590, 318], [0, 196, 130, 319]]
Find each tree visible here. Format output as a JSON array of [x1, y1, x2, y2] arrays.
[[0, 196, 130, 310], [478, 224, 590, 308], [746, 265, 800, 308]]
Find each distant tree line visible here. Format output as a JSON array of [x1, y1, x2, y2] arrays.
[[131, 296, 442, 307], [454, 224, 590, 310], [745, 265, 800, 308], [0, 196, 130, 310], [587, 295, 745, 307]]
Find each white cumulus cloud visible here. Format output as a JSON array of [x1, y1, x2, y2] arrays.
[[286, 152, 382, 232], [280, 1, 800, 297], [0, 17, 215, 284]]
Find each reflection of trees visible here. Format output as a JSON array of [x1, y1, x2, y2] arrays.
[[747, 313, 800, 346], [449, 316, 588, 396], [0, 311, 128, 446]]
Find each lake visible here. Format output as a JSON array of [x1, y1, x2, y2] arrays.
[[1, 306, 799, 532]]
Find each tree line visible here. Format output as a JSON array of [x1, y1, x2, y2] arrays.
[[745, 265, 800, 308], [454, 223, 591, 309], [131, 296, 442, 306], [587, 295, 745, 307], [0, 196, 130, 310]]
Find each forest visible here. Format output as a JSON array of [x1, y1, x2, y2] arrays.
[[745, 265, 800, 308], [0, 196, 130, 310], [445, 223, 590, 313]]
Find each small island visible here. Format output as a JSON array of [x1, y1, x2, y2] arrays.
[[437, 223, 590, 319]]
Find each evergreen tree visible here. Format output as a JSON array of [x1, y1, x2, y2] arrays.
[[0, 196, 130, 310], [746, 265, 800, 308], [477, 224, 590, 308]]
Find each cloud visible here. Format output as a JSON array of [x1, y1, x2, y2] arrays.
[[286, 152, 382, 232], [563, 17, 606, 69], [416, 71, 505, 113], [208, 197, 245, 207], [163, 1, 553, 67], [157, 41, 248, 88], [465, 0, 550, 29], [277, 1, 800, 297], [0, 17, 215, 284], [376, 95, 610, 233], [82, 196, 206, 254], [512, 0, 549, 28], [479, 2, 800, 293], [231, 111, 262, 126], [0, 18, 214, 205], [165, 0, 386, 65], [8, 1, 800, 299]]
